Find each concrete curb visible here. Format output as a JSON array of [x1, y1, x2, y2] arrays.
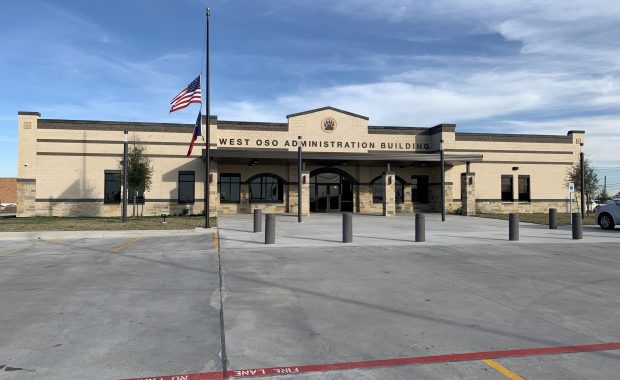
[[0, 227, 217, 241]]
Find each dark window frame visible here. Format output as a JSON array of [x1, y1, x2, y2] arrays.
[[104, 170, 121, 204], [395, 177, 405, 204], [518, 175, 531, 202], [249, 174, 284, 203], [371, 177, 383, 204], [370, 176, 406, 204], [411, 175, 429, 204], [178, 171, 196, 204], [220, 173, 241, 203], [501, 175, 514, 202]]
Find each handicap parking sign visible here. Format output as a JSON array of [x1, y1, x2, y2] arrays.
[[568, 183, 575, 193]]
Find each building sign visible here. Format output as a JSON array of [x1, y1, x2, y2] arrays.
[[217, 137, 432, 151], [216, 108, 434, 152]]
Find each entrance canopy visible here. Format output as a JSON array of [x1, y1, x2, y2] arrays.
[[210, 149, 483, 165]]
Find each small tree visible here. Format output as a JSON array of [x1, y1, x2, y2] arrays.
[[565, 156, 599, 213], [118, 137, 153, 217], [599, 187, 610, 204]]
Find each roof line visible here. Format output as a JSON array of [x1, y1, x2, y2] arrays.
[[286, 106, 369, 120]]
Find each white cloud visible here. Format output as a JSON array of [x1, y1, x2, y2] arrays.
[[215, 101, 286, 122], [208, 0, 620, 196], [214, 0, 620, 167]]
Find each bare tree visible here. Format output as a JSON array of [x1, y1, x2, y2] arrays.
[[118, 137, 153, 217], [565, 156, 599, 213]]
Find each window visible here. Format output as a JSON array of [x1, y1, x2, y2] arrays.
[[104, 171, 121, 204], [371, 177, 383, 203], [249, 174, 283, 202], [395, 178, 405, 204], [518, 175, 531, 202], [220, 174, 241, 203], [501, 175, 513, 202], [129, 187, 145, 205], [371, 176, 406, 204], [411, 175, 429, 203], [178, 171, 195, 204]]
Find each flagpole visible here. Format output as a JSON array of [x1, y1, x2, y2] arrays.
[[204, 7, 211, 228]]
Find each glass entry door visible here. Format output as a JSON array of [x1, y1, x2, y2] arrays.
[[316, 184, 341, 212]]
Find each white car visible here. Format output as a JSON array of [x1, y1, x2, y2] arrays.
[[594, 200, 620, 230]]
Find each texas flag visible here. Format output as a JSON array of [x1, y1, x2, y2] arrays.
[[187, 111, 201, 156]]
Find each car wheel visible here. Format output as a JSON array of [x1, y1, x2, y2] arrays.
[[598, 213, 616, 230]]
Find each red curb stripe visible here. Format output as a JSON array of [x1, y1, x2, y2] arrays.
[[123, 341, 620, 380]]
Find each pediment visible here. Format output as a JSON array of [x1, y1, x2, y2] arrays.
[[286, 106, 369, 121]]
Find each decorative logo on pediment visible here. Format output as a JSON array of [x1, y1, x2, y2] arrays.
[[321, 117, 337, 133]]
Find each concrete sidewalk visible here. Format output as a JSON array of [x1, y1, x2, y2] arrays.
[[0, 227, 215, 241], [217, 213, 620, 249]]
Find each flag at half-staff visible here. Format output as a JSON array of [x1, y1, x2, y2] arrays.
[[187, 111, 202, 156], [170, 75, 202, 113]]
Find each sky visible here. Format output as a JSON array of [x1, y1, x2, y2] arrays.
[[1, 0, 619, 194]]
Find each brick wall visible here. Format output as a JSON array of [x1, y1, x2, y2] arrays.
[[0, 178, 17, 204]]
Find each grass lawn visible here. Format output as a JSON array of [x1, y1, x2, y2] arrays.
[[473, 213, 596, 226], [0, 216, 217, 232]]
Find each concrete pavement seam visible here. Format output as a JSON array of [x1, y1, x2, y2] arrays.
[[216, 229, 228, 375]]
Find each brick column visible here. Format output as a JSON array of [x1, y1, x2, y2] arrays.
[[240, 182, 250, 213], [17, 112, 40, 217], [287, 171, 310, 216], [383, 172, 396, 216], [301, 171, 310, 216], [461, 172, 476, 215]]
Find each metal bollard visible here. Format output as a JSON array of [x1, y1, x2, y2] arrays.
[[343, 212, 352, 243], [549, 208, 557, 229], [253, 209, 262, 233], [509, 213, 519, 241], [415, 213, 425, 242], [572, 212, 583, 240], [265, 214, 275, 244]]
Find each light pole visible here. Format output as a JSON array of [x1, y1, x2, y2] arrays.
[[440, 139, 445, 222], [297, 136, 303, 223], [122, 130, 128, 223], [580, 142, 585, 218]]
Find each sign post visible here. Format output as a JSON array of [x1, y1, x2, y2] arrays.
[[568, 182, 575, 225]]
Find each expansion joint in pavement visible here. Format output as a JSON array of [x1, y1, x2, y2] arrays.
[[216, 230, 228, 375]]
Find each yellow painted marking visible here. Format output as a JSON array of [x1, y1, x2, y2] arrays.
[[483, 359, 524, 380], [213, 230, 219, 251], [112, 237, 143, 253]]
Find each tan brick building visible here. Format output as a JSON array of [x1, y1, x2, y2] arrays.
[[16, 107, 584, 217], [0, 178, 17, 206]]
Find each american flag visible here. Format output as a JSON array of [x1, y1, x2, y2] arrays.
[[170, 75, 202, 113]]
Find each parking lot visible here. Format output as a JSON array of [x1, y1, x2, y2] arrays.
[[1, 214, 619, 379]]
